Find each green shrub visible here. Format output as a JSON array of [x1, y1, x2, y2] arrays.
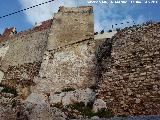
[[52, 102, 63, 109], [66, 102, 94, 117], [54, 91, 61, 94], [89, 85, 98, 91], [95, 108, 114, 118], [61, 87, 75, 92], [67, 113, 77, 119], [1, 86, 18, 96], [117, 114, 128, 117], [66, 102, 114, 118]]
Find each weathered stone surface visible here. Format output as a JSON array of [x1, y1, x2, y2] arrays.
[[0, 44, 9, 63], [0, 70, 4, 83], [0, 87, 3, 92], [50, 92, 65, 105], [135, 98, 141, 104], [48, 6, 94, 49], [0, 5, 159, 119], [28, 6, 103, 93], [97, 23, 160, 115], [1, 61, 41, 90], [17, 86, 31, 100], [27, 103, 57, 120], [0, 96, 66, 120], [92, 99, 107, 112], [50, 88, 96, 106], [25, 93, 48, 104], [1, 29, 49, 72], [62, 88, 96, 106], [34, 39, 104, 93], [51, 107, 67, 120]]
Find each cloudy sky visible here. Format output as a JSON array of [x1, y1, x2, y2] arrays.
[[0, 0, 160, 34]]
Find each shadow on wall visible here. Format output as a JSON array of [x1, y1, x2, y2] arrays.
[[94, 36, 117, 86]]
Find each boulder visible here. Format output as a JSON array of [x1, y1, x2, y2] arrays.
[[49, 88, 96, 106], [50, 92, 66, 104], [0, 70, 4, 83], [17, 101, 66, 120], [51, 107, 67, 120], [0, 87, 3, 92], [25, 93, 48, 104], [92, 99, 107, 112], [27, 103, 53, 120], [62, 88, 96, 106]]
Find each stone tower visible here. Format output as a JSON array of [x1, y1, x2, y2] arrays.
[[32, 6, 96, 93], [48, 6, 94, 50]]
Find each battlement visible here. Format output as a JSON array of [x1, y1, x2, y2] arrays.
[[58, 6, 93, 13], [0, 19, 52, 44], [0, 6, 94, 46], [3, 27, 17, 37]]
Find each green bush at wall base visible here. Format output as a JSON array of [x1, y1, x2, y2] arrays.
[[66, 102, 114, 118], [61, 87, 75, 92], [0, 85, 18, 97]]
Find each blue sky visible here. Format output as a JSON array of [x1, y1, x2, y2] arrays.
[[0, 0, 160, 34]]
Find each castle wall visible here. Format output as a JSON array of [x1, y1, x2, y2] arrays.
[[1, 29, 49, 70], [32, 38, 105, 93], [0, 5, 159, 116], [0, 44, 9, 82], [0, 43, 10, 63], [0, 29, 50, 91], [31, 6, 96, 93], [48, 6, 94, 50], [97, 23, 160, 115]]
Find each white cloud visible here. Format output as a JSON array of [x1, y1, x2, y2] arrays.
[[18, 0, 146, 31], [91, 3, 146, 32], [18, 0, 65, 25], [0, 28, 4, 34]]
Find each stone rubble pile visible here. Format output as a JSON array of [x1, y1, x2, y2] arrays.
[[0, 87, 108, 120]]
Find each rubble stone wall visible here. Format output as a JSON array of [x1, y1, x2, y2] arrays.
[[32, 38, 105, 93], [97, 23, 160, 115], [1, 29, 49, 71], [0, 29, 50, 93]]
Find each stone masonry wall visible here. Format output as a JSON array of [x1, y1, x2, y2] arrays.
[[97, 23, 160, 115], [48, 6, 94, 50], [0, 5, 159, 117], [0, 6, 96, 99], [31, 6, 96, 93], [31, 38, 105, 93], [1, 29, 49, 71], [0, 28, 50, 99]]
